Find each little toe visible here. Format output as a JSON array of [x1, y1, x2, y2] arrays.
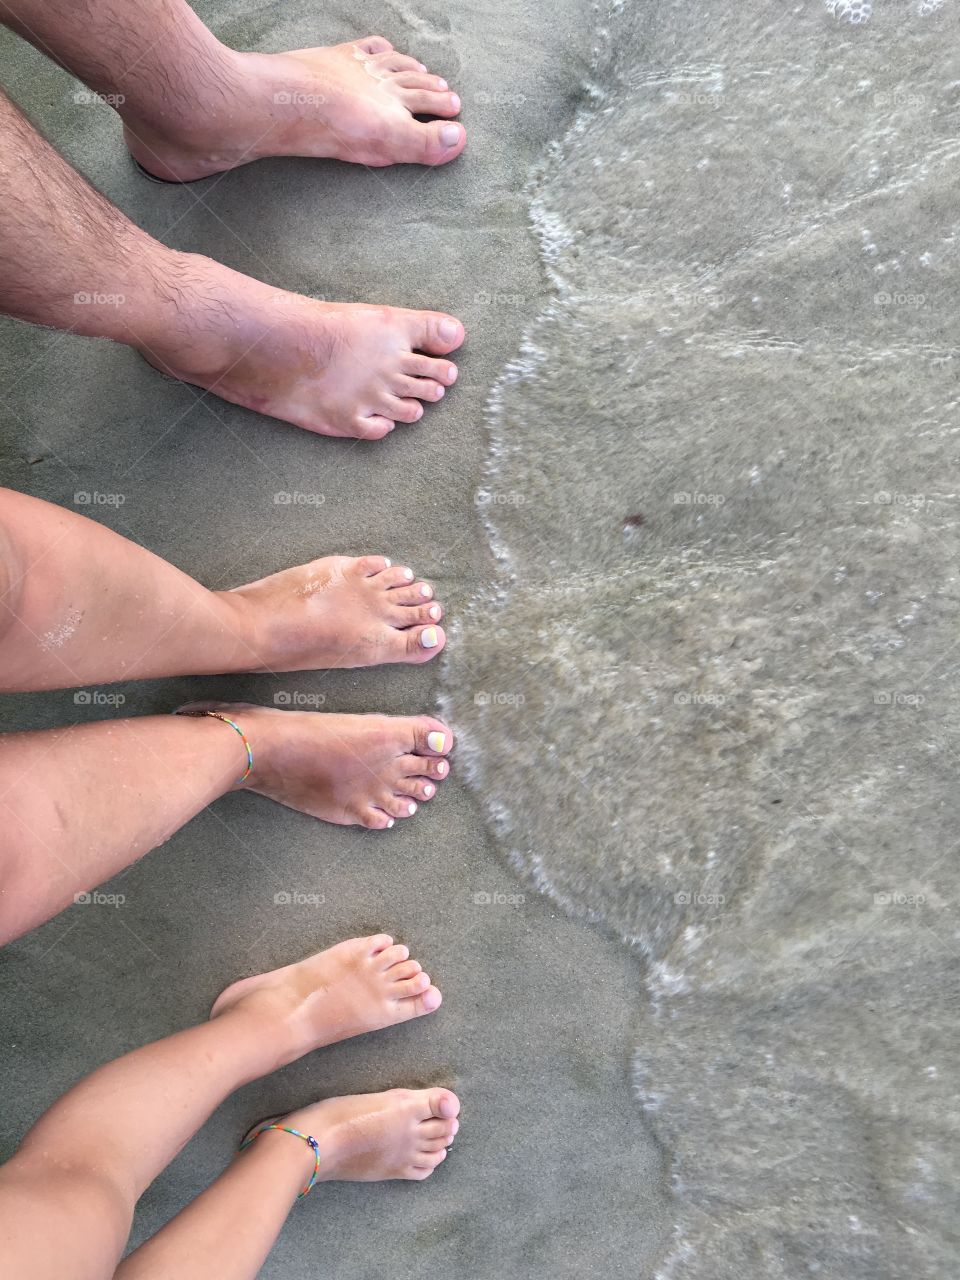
[[355, 413, 395, 440], [379, 793, 418, 820], [411, 312, 465, 356], [363, 806, 396, 830], [402, 352, 458, 385]]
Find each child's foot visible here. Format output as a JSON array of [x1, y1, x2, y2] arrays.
[[178, 703, 453, 828], [143, 254, 463, 438], [212, 934, 442, 1064], [124, 36, 466, 181], [224, 554, 445, 669], [247, 1088, 461, 1182]]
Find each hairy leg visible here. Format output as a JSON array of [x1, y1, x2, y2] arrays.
[[1, 0, 465, 176], [0, 89, 463, 436]]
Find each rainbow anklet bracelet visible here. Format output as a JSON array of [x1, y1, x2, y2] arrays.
[[240, 1122, 321, 1198], [173, 708, 253, 784]]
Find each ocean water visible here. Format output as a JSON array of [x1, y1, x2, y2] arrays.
[[443, 2, 960, 1275]]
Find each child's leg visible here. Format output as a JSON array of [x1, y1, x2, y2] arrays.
[[0, 487, 445, 693], [0, 935, 442, 1280], [116, 1090, 460, 1280], [0, 706, 453, 943]]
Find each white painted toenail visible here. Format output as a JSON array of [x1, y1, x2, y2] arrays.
[[441, 124, 461, 147], [428, 731, 446, 753], [387, 819, 395, 828], [429, 605, 441, 621], [408, 802, 417, 815], [404, 568, 415, 581], [424, 783, 435, 798], [420, 627, 439, 649], [420, 583, 432, 597], [436, 760, 448, 775], [384, 558, 392, 567]]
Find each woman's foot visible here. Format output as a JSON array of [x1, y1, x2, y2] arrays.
[[246, 1088, 461, 1183], [211, 934, 442, 1064], [142, 253, 463, 438], [178, 703, 453, 829], [124, 36, 466, 181], [224, 554, 446, 670]]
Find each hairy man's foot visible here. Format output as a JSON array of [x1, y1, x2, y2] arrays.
[[224, 554, 446, 669], [141, 253, 462, 438], [124, 35, 465, 181], [244, 1088, 460, 1182], [211, 934, 442, 1065], [178, 703, 453, 828]]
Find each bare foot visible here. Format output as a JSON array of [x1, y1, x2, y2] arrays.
[[124, 36, 466, 181], [178, 702, 453, 829], [245, 1088, 460, 1183], [143, 253, 463, 438], [223, 554, 445, 670], [211, 934, 442, 1064]]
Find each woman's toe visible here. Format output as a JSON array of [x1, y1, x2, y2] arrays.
[[401, 776, 437, 803], [405, 624, 445, 658], [354, 555, 392, 576], [387, 580, 434, 604], [391, 601, 443, 629], [376, 565, 416, 588], [397, 753, 448, 781], [413, 720, 454, 757], [363, 806, 396, 830]]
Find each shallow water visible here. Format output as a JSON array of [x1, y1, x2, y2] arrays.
[[443, 2, 960, 1275]]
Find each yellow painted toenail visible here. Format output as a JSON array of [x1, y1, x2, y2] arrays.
[[420, 627, 439, 649], [428, 731, 446, 753], [420, 583, 432, 597]]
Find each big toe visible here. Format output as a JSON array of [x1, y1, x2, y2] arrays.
[[411, 311, 465, 356], [426, 1088, 460, 1121]]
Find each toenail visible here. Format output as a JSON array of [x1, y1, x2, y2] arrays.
[[439, 319, 459, 342], [420, 583, 432, 598], [437, 78, 448, 90], [436, 760, 448, 776], [434, 384, 445, 399], [408, 802, 418, 815], [445, 365, 458, 384], [384, 558, 392, 567], [428, 731, 446, 753], [420, 627, 440, 649], [424, 783, 435, 798], [429, 605, 441, 621], [450, 94, 461, 111], [387, 818, 395, 828], [441, 124, 461, 147], [404, 567, 415, 581]]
